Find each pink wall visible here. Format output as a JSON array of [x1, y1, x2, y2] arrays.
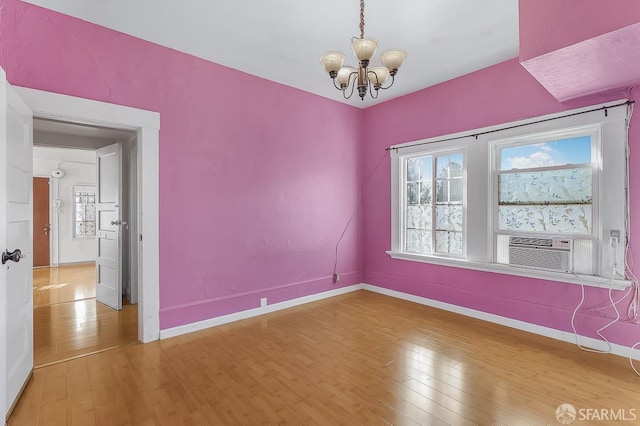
[[362, 58, 640, 347], [519, 1, 640, 102], [0, 0, 364, 329], [519, 0, 640, 61]]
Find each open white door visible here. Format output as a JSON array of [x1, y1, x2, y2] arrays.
[[0, 68, 34, 420], [96, 143, 123, 310]]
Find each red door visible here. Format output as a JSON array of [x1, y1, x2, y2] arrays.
[[33, 177, 50, 267]]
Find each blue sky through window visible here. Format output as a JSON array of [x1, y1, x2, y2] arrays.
[[500, 135, 591, 170]]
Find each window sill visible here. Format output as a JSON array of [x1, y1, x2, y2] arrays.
[[386, 251, 630, 291]]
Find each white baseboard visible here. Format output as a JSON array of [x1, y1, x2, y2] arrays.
[[362, 284, 640, 361], [160, 284, 364, 340]]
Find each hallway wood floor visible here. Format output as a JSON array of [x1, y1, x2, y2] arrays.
[[34, 263, 97, 307], [11, 291, 640, 425], [33, 264, 138, 367]]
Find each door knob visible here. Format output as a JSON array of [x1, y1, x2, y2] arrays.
[[2, 249, 24, 265]]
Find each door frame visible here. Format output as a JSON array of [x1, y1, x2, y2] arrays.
[[17, 87, 160, 343]]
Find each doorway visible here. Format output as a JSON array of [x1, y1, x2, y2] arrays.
[[1, 83, 160, 419], [15, 85, 160, 344], [32, 125, 139, 366]]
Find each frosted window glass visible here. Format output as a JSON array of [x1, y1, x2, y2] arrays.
[[498, 205, 592, 234], [436, 204, 463, 232], [406, 229, 431, 253], [450, 232, 463, 255], [435, 231, 463, 255], [498, 166, 592, 235], [450, 205, 463, 231], [407, 205, 431, 230], [499, 168, 592, 204]]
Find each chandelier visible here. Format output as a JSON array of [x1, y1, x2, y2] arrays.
[[320, 0, 407, 101]]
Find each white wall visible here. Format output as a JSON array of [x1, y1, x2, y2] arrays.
[[33, 146, 97, 264]]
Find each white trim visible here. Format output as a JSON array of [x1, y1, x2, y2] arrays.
[[15, 87, 160, 343], [386, 250, 630, 290], [160, 284, 363, 340], [362, 283, 640, 361]]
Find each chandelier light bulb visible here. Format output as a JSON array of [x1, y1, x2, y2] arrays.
[[352, 37, 378, 63], [320, 52, 346, 77], [369, 67, 389, 89], [336, 67, 356, 88], [381, 49, 408, 75]]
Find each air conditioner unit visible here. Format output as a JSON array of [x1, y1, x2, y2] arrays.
[[508, 236, 572, 273]]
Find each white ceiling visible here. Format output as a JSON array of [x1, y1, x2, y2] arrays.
[[34, 118, 134, 140], [34, 118, 135, 149], [23, 0, 520, 108]]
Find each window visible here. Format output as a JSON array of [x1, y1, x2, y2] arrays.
[[389, 101, 630, 288], [495, 131, 594, 235], [404, 152, 464, 255], [73, 185, 96, 238], [492, 127, 599, 274]]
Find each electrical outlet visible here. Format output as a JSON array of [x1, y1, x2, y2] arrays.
[[333, 274, 340, 283], [260, 297, 267, 307]]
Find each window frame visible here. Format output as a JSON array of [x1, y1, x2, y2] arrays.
[[71, 184, 97, 240], [490, 125, 602, 266], [400, 148, 467, 258], [397, 147, 467, 259], [388, 100, 630, 290]]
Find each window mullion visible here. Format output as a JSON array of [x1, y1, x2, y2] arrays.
[[431, 156, 436, 254]]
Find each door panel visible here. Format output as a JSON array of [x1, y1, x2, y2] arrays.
[[95, 143, 122, 310], [33, 177, 50, 267], [1, 68, 34, 420]]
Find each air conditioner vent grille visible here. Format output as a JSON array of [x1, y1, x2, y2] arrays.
[[509, 246, 571, 272], [508, 236, 572, 272], [509, 237, 553, 247]]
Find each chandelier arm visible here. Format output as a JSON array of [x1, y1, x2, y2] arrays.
[[332, 78, 343, 91], [368, 81, 379, 99], [343, 77, 358, 99], [378, 75, 396, 90], [366, 70, 381, 88]]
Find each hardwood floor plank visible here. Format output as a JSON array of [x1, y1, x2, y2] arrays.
[[9, 290, 640, 425]]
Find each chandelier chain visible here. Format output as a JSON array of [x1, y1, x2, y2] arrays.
[[359, 0, 365, 39]]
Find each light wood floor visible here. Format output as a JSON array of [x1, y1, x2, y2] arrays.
[[34, 264, 138, 367], [12, 291, 640, 425], [34, 263, 97, 307]]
